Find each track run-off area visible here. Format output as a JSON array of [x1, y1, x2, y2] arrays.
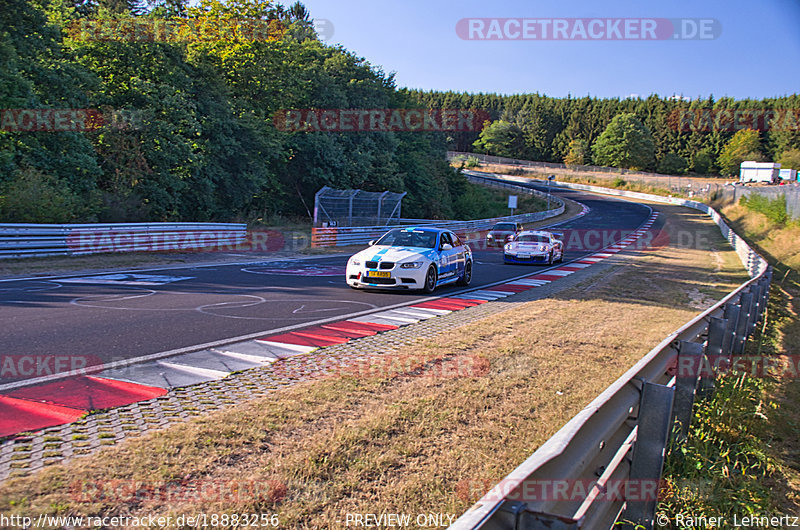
[[0, 186, 656, 438]]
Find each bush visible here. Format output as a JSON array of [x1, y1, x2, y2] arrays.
[[0, 168, 90, 223], [657, 153, 689, 175], [692, 150, 714, 174], [612, 177, 627, 188], [739, 194, 789, 226], [465, 156, 480, 168]]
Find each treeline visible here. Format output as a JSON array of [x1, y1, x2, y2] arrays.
[[0, 0, 467, 223], [5, 0, 799, 226], [409, 90, 800, 176]]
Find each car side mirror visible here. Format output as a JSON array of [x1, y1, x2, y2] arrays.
[[441, 243, 453, 251], [368, 240, 375, 246]]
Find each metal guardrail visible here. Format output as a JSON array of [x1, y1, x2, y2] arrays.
[[449, 176, 771, 530], [0, 222, 247, 259], [311, 179, 565, 247], [449, 150, 678, 180]]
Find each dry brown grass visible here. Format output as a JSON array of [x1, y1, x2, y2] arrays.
[[712, 200, 800, 513], [0, 204, 750, 529], [718, 202, 800, 272]]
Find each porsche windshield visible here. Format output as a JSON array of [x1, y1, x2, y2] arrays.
[[517, 234, 550, 243], [376, 230, 438, 249]]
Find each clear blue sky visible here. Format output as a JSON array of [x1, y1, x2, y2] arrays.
[[299, 0, 800, 99]]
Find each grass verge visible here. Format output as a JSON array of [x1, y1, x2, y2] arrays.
[[657, 199, 800, 525]]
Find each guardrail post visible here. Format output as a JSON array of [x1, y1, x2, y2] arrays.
[[622, 381, 675, 530], [732, 292, 754, 355], [671, 341, 704, 445], [758, 274, 771, 320], [722, 304, 741, 356], [705, 317, 728, 357], [746, 285, 762, 335], [697, 318, 730, 400]]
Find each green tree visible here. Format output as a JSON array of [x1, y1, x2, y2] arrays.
[[591, 113, 655, 170], [564, 138, 589, 166], [692, 150, 714, 174], [472, 120, 525, 158], [718, 129, 764, 176], [657, 153, 688, 175], [777, 148, 800, 170]]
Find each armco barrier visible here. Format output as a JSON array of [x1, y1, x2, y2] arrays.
[[311, 179, 564, 248], [450, 173, 771, 530], [0, 222, 247, 259], [449, 150, 674, 180]]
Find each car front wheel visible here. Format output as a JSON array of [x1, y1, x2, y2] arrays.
[[422, 266, 437, 293]]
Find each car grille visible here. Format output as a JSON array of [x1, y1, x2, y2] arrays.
[[365, 261, 394, 269]]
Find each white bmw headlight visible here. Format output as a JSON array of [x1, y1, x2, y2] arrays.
[[400, 261, 423, 269]]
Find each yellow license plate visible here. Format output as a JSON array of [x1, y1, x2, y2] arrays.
[[366, 270, 390, 278]]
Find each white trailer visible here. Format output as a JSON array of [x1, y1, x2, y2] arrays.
[[739, 161, 780, 183], [779, 168, 797, 181]]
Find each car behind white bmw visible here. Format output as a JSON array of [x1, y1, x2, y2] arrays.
[[503, 230, 564, 265]]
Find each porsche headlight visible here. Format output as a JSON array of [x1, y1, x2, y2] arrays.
[[400, 261, 423, 269], [505, 243, 515, 251]]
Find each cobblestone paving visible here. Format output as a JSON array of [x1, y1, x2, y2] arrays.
[[0, 250, 627, 482]]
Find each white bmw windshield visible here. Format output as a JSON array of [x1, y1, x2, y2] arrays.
[[376, 230, 437, 248]]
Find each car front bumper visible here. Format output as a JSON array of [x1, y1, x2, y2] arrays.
[[504, 252, 550, 264], [345, 263, 428, 289]]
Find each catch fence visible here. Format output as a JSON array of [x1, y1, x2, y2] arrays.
[[313, 187, 407, 227]]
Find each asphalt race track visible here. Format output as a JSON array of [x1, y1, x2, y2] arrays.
[[0, 188, 653, 384]]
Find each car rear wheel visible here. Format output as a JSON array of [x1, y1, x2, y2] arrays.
[[457, 260, 472, 286], [422, 266, 437, 293]]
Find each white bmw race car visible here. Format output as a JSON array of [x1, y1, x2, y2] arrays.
[[503, 230, 564, 265], [346, 227, 473, 292]]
